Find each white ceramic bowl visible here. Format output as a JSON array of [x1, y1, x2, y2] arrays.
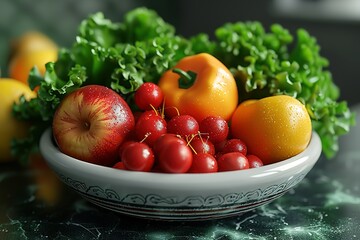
[[40, 128, 322, 221]]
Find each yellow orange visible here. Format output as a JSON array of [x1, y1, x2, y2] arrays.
[[230, 95, 312, 164], [0, 79, 36, 162], [8, 31, 58, 86], [8, 48, 57, 85], [10, 31, 58, 55]]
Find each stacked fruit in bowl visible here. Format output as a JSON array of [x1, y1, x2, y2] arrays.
[[51, 53, 312, 174], [41, 53, 319, 220]]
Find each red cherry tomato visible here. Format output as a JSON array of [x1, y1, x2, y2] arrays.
[[135, 110, 158, 123], [199, 116, 229, 143], [113, 161, 125, 170], [158, 141, 193, 173], [135, 115, 167, 147], [134, 82, 164, 110], [121, 142, 155, 172], [188, 153, 218, 173], [167, 115, 199, 138], [222, 139, 247, 155], [118, 140, 136, 158], [214, 139, 227, 153], [217, 152, 249, 172], [189, 136, 215, 155], [247, 154, 264, 168], [153, 134, 186, 156]]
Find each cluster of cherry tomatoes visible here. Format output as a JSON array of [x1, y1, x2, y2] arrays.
[[112, 82, 264, 173]]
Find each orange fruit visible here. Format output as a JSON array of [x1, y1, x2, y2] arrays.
[[10, 31, 58, 56], [230, 95, 312, 164], [8, 48, 57, 85], [0, 79, 36, 162], [8, 31, 58, 86]]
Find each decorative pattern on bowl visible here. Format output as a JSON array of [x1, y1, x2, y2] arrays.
[[40, 128, 322, 220]]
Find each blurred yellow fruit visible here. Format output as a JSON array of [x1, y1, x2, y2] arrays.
[[0, 79, 36, 162], [8, 31, 58, 86], [10, 31, 58, 56], [8, 48, 58, 85]]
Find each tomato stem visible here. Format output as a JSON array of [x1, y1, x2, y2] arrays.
[[140, 132, 151, 143], [160, 98, 166, 118], [187, 135, 198, 155], [149, 104, 159, 116]]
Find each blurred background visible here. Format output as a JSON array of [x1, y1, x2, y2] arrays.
[[1, 0, 359, 105]]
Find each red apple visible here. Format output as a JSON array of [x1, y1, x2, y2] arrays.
[[52, 85, 135, 166]]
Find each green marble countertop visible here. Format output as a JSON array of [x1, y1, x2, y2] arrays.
[[1, 106, 360, 240]]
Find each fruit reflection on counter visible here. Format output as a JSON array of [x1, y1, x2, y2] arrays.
[[29, 153, 64, 205]]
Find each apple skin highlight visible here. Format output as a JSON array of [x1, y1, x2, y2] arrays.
[[52, 85, 135, 166]]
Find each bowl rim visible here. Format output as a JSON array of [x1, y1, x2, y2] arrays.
[[40, 127, 322, 187]]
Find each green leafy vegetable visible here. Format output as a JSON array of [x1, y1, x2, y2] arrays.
[[211, 21, 355, 158], [12, 7, 355, 164]]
